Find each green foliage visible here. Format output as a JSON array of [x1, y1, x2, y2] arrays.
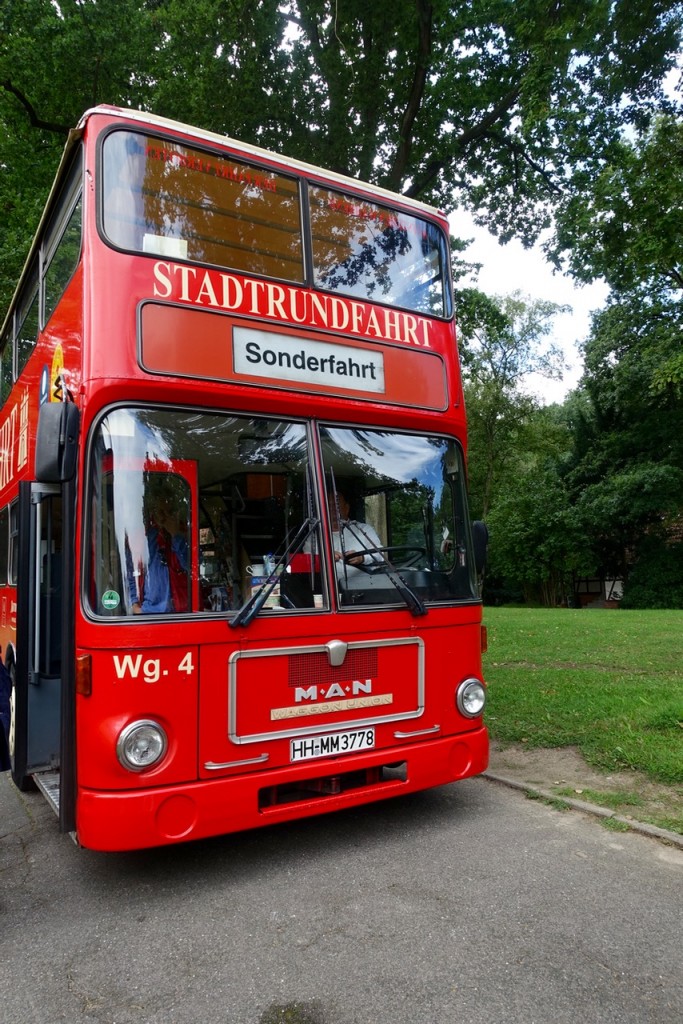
[[564, 286, 683, 582], [1, 1, 681, 611], [550, 115, 683, 291], [544, 113, 683, 608], [577, 464, 683, 535], [459, 289, 570, 390], [621, 541, 683, 609], [0, 0, 158, 307], [485, 463, 594, 606], [458, 289, 569, 520], [457, 291, 589, 605], [651, 349, 683, 399], [1, 0, 681, 316], [581, 286, 683, 422]]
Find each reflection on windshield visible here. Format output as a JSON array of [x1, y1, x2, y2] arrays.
[[87, 410, 478, 619], [318, 426, 477, 606], [88, 409, 319, 617], [309, 187, 452, 317], [101, 130, 304, 281]]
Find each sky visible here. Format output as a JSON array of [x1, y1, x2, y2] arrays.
[[452, 211, 610, 404]]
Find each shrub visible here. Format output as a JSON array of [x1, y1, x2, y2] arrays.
[[621, 540, 683, 609]]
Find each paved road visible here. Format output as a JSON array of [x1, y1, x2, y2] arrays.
[[1, 770, 681, 1024]]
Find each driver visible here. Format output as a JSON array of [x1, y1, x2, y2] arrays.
[[328, 491, 384, 575]]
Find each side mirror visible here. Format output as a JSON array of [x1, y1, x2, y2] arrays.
[[35, 402, 80, 482], [472, 520, 489, 575]]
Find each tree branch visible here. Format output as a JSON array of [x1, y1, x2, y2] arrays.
[[403, 84, 522, 198], [1, 80, 70, 135], [666, 265, 683, 290], [511, 140, 564, 196], [386, 0, 433, 191]]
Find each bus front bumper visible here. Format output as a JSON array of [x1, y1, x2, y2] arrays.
[[75, 727, 488, 851]]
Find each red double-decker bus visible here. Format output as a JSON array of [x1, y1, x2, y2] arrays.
[[0, 107, 488, 851]]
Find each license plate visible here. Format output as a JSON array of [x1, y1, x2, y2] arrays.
[[290, 728, 375, 762]]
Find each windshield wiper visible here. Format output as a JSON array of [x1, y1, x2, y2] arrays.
[[230, 517, 320, 629], [366, 559, 428, 618]]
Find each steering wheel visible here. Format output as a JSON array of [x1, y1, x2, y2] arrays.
[[344, 546, 426, 573]]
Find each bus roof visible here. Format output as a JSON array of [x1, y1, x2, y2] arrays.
[[1, 105, 449, 338], [80, 105, 447, 220]]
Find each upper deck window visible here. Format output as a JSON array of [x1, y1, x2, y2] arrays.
[[309, 186, 452, 318], [16, 262, 39, 377], [44, 196, 82, 326], [100, 129, 451, 318], [101, 130, 304, 283]]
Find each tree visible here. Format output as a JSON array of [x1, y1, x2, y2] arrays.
[[1, 1, 681, 313], [619, 537, 683, 609], [549, 114, 683, 292], [485, 457, 593, 606], [0, 0, 159, 306], [548, 95, 683, 606], [457, 289, 569, 518], [564, 285, 683, 585], [549, 109, 683, 401], [2, 2, 681, 608]]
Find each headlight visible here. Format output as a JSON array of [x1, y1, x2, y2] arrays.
[[456, 678, 486, 718], [116, 720, 168, 772]]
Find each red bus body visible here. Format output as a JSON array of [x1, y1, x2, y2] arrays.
[[0, 108, 487, 851]]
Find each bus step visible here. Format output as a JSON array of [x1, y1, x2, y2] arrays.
[[34, 770, 61, 817]]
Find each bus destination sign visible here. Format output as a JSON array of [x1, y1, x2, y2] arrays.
[[140, 303, 448, 411], [233, 327, 385, 394]]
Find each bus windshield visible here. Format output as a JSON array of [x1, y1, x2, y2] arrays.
[[100, 129, 451, 316], [87, 409, 477, 618], [318, 426, 476, 607]]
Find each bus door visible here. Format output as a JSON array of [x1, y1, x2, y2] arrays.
[[12, 481, 74, 827]]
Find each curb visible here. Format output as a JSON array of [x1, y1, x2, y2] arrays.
[[483, 770, 683, 850]]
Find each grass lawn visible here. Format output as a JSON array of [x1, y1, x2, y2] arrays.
[[482, 607, 683, 787]]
